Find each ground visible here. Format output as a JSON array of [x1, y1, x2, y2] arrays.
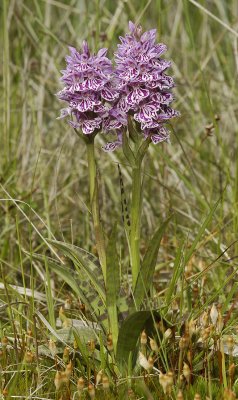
[[0, 0, 238, 399]]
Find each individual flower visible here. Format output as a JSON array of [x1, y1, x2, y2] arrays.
[[56, 42, 119, 136], [103, 21, 179, 150]]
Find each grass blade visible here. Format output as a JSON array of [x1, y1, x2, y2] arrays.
[[134, 215, 173, 307], [106, 224, 119, 350], [116, 310, 160, 367]]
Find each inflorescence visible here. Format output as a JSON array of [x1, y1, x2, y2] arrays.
[[57, 22, 180, 150]]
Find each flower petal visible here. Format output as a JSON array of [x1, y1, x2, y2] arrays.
[[56, 108, 71, 119], [102, 141, 121, 152], [126, 87, 150, 106], [82, 117, 101, 134], [101, 87, 118, 101]]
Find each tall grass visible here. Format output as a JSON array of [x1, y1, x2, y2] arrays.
[[0, 0, 238, 398]]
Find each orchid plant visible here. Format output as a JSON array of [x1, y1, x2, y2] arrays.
[[55, 21, 179, 365]]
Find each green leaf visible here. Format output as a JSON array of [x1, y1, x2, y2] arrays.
[[116, 311, 161, 367], [122, 131, 135, 165], [48, 240, 106, 305], [127, 115, 138, 143], [45, 257, 56, 330], [106, 224, 119, 350], [99, 331, 107, 370], [117, 292, 130, 322], [165, 243, 184, 305], [136, 136, 151, 163], [133, 215, 173, 307], [35, 311, 74, 350], [118, 164, 131, 240], [91, 177, 107, 281], [27, 251, 108, 331], [184, 197, 220, 265], [28, 252, 87, 301], [72, 326, 101, 366]]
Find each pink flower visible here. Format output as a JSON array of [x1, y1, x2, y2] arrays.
[[56, 43, 118, 135]]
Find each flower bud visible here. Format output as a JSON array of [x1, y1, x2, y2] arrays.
[[148, 356, 154, 370], [201, 327, 211, 342], [179, 374, 184, 385], [226, 336, 235, 354], [64, 298, 72, 310], [228, 363, 235, 379], [88, 383, 95, 399], [187, 350, 192, 365], [200, 311, 209, 328], [14, 320, 20, 333], [65, 360, 73, 379], [138, 351, 152, 371], [140, 330, 147, 345], [24, 350, 34, 364], [77, 377, 85, 394], [188, 319, 196, 337], [217, 311, 224, 333], [59, 306, 66, 321], [149, 337, 159, 352], [27, 329, 33, 339], [61, 371, 68, 384], [54, 371, 63, 391], [172, 300, 179, 312], [194, 394, 201, 400], [49, 339, 57, 357], [183, 362, 191, 383], [96, 370, 103, 386], [128, 388, 136, 399], [159, 373, 170, 394], [1, 336, 8, 348], [88, 339, 96, 352], [167, 371, 174, 386], [102, 375, 110, 390], [223, 388, 236, 400], [107, 334, 113, 352], [164, 328, 172, 340], [210, 304, 218, 325], [177, 390, 184, 400], [179, 335, 189, 350], [63, 346, 70, 363], [59, 306, 71, 327], [62, 318, 72, 328]]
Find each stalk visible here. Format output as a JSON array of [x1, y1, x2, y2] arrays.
[[130, 159, 142, 289], [87, 140, 97, 205], [122, 130, 150, 290], [86, 137, 107, 282]]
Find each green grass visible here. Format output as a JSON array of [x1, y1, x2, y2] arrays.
[[1, 0, 238, 399]]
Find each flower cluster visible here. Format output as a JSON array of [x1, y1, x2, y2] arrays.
[[57, 22, 179, 149], [56, 42, 118, 135], [112, 21, 180, 147]]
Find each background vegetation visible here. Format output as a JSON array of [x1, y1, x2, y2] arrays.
[[0, 0, 238, 398]]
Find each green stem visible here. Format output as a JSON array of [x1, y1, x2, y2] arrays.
[[87, 140, 97, 204], [130, 159, 142, 289], [86, 139, 107, 282]]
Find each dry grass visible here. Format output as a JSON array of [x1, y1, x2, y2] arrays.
[[0, 0, 238, 398]]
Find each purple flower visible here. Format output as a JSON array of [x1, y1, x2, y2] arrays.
[[56, 42, 118, 136], [103, 21, 179, 150]]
